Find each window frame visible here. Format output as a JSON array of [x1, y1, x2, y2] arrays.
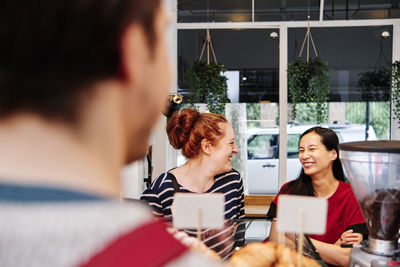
[[161, 0, 400, 196]]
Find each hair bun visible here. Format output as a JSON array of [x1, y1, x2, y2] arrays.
[[166, 108, 200, 149]]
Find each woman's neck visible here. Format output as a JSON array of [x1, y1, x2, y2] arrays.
[[311, 172, 339, 199], [171, 157, 216, 193]]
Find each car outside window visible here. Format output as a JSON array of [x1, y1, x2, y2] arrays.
[[247, 134, 277, 159]]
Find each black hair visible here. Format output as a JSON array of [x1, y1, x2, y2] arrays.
[[0, 0, 161, 123], [282, 126, 346, 196]]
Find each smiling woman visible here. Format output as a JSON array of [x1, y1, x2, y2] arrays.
[[266, 127, 368, 267], [141, 108, 245, 259]]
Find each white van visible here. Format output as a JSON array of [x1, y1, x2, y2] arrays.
[[246, 123, 377, 194]]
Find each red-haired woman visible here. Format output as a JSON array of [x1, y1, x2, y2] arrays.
[[141, 108, 245, 260]]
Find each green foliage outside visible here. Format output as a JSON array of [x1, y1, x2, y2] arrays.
[[245, 102, 390, 140], [392, 60, 400, 125], [295, 102, 329, 124], [185, 60, 230, 115], [288, 57, 331, 123], [346, 102, 390, 140], [246, 103, 261, 128]]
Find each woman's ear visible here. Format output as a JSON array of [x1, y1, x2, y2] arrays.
[[330, 149, 338, 161], [201, 139, 212, 155]]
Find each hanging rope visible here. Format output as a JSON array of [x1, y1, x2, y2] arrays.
[[298, 0, 318, 62], [198, 1, 217, 64], [373, 38, 388, 70], [199, 28, 218, 64], [298, 18, 318, 62]]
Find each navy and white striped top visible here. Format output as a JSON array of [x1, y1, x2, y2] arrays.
[[140, 169, 245, 259]]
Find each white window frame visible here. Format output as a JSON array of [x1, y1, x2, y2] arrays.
[[157, 0, 400, 189]]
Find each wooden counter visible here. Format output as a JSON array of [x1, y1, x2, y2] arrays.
[[244, 195, 275, 218]]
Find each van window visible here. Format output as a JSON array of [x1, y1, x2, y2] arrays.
[[287, 134, 301, 158], [247, 134, 278, 159]]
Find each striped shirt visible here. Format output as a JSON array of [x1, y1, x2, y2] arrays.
[[141, 170, 245, 260]]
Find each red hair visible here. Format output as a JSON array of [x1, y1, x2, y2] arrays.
[[167, 108, 228, 158]]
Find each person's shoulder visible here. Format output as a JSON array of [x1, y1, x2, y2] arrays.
[[229, 169, 241, 181], [218, 169, 240, 179], [81, 217, 224, 267], [81, 219, 182, 266], [271, 181, 295, 206], [143, 173, 173, 192], [281, 181, 293, 188], [214, 170, 241, 184], [0, 200, 157, 267], [338, 180, 353, 193], [140, 173, 177, 203], [279, 180, 296, 194], [336, 180, 357, 198]]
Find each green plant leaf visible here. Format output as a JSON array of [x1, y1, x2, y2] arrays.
[[287, 57, 331, 124], [185, 60, 230, 114]]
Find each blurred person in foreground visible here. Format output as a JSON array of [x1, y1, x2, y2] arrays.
[[0, 1, 223, 266], [141, 108, 246, 260], [267, 127, 367, 267]]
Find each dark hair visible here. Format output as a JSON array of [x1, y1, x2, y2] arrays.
[[167, 108, 228, 159], [283, 126, 346, 196], [0, 0, 161, 123]]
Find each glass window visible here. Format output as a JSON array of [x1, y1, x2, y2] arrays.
[[178, 29, 279, 102], [255, 0, 320, 21], [177, 25, 394, 195], [248, 134, 278, 159], [178, 0, 252, 22], [288, 26, 392, 140], [178, 29, 280, 195], [324, 0, 400, 20], [177, 0, 400, 23], [287, 134, 301, 158], [289, 26, 393, 102]]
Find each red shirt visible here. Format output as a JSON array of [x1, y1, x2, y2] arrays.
[[272, 180, 365, 244]]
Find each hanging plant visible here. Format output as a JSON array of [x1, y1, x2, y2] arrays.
[[184, 29, 230, 115], [392, 60, 400, 125], [288, 57, 331, 124], [185, 60, 229, 115], [357, 66, 391, 102]]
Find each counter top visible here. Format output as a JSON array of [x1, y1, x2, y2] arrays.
[[244, 195, 275, 218]]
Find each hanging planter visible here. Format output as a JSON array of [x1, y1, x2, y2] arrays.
[[392, 60, 400, 125], [185, 29, 230, 115], [287, 23, 331, 124], [357, 67, 391, 102], [357, 38, 391, 102]]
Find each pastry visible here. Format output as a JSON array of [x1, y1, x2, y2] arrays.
[[229, 242, 320, 267]]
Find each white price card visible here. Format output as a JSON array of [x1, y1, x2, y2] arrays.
[[277, 195, 327, 234], [172, 193, 224, 229]]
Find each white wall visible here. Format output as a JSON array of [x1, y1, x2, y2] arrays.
[[121, 160, 144, 199]]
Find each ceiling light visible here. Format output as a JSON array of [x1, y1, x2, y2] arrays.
[[269, 32, 278, 40], [381, 31, 390, 39]]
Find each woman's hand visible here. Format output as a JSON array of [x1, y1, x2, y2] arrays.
[[337, 229, 363, 245]]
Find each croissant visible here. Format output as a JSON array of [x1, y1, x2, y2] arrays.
[[229, 242, 320, 267]]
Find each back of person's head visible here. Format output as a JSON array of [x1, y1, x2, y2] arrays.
[[167, 108, 228, 159], [0, 0, 161, 123]]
